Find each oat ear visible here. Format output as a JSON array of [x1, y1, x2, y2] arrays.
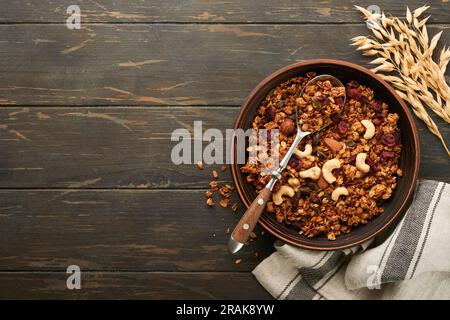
[[352, 5, 450, 156]]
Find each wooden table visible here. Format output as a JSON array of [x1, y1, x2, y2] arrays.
[[0, 1, 448, 299]]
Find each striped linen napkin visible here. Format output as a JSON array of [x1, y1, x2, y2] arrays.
[[253, 180, 450, 299]]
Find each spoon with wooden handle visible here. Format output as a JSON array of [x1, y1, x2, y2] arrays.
[[228, 74, 346, 254]]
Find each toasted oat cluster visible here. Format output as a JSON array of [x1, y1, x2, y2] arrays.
[[297, 79, 345, 132], [241, 72, 402, 240]]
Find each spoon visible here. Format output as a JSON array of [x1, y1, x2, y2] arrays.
[[228, 74, 346, 254]]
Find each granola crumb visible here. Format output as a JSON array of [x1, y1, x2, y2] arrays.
[[219, 185, 233, 198], [231, 202, 238, 212], [212, 170, 219, 178], [209, 180, 218, 190], [219, 198, 229, 208], [206, 198, 215, 207], [196, 162, 204, 170], [205, 191, 213, 198], [254, 252, 259, 258], [250, 231, 257, 239], [234, 258, 242, 264]]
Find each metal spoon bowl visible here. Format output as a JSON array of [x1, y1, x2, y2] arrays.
[[228, 74, 346, 254]]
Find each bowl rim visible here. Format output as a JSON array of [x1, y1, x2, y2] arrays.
[[230, 59, 420, 250]]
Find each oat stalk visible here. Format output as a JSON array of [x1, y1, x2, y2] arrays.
[[352, 5, 450, 156]]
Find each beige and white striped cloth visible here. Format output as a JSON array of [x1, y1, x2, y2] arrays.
[[253, 180, 450, 299]]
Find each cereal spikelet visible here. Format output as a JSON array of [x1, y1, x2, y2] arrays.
[[353, 5, 450, 155]]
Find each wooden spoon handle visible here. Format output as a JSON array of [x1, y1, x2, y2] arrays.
[[231, 188, 272, 244]]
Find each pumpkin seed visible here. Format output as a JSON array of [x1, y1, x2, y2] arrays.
[[266, 89, 275, 100], [312, 132, 320, 146], [277, 101, 284, 108], [311, 97, 321, 109], [307, 182, 318, 190], [298, 187, 310, 196], [361, 99, 367, 111], [317, 150, 327, 159], [312, 132, 320, 154]]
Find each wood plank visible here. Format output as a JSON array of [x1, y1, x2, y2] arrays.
[[0, 24, 449, 106], [0, 271, 272, 299], [0, 107, 448, 189], [0, 189, 275, 271], [0, 1, 448, 23], [0, 107, 236, 188]]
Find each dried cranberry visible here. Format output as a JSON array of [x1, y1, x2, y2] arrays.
[[347, 80, 359, 89], [292, 221, 302, 229], [369, 164, 379, 173], [332, 168, 341, 178], [337, 121, 348, 135], [349, 199, 357, 206], [265, 106, 276, 121], [310, 195, 321, 204], [260, 116, 268, 125], [348, 154, 357, 165], [372, 114, 384, 125], [381, 150, 395, 160], [370, 101, 382, 113], [330, 112, 341, 123], [364, 157, 378, 173], [393, 130, 401, 144], [347, 88, 362, 100], [381, 133, 397, 147], [316, 95, 329, 106], [273, 181, 281, 193], [291, 195, 299, 210], [252, 177, 261, 186], [334, 96, 345, 107], [288, 154, 302, 170], [365, 157, 375, 166], [252, 177, 260, 186]]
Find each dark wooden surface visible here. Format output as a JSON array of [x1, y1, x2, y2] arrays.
[[0, 1, 449, 299], [1, 24, 449, 106]]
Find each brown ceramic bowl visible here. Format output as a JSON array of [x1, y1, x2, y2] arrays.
[[231, 59, 420, 250]]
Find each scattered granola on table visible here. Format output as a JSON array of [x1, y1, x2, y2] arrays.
[[241, 73, 402, 241], [205, 168, 236, 208]]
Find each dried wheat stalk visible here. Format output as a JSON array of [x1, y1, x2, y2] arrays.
[[352, 5, 450, 155]]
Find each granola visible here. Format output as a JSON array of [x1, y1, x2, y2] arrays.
[[241, 73, 402, 240]]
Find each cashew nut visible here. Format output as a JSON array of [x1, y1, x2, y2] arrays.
[[355, 152, 370, 173], [287, 177, 300, 191], [299, 166, 321, 180], [294, 144, 312, 158], [322, 159, 341, 184], [361, 120, 375, 140], [272, 185, 295, 205], [331, 187, 349, 201]]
